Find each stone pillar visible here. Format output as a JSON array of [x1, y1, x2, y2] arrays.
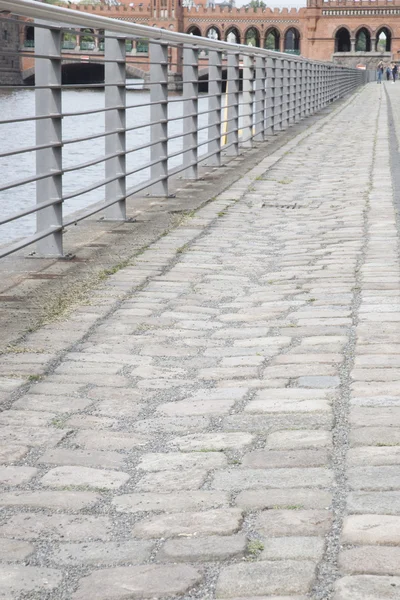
[[351, 39, 356, 52]]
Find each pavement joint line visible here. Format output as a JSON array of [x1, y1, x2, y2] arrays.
[[311, 82, 387, 599]]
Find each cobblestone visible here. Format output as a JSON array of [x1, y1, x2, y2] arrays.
[[0, 83, 397, 599]]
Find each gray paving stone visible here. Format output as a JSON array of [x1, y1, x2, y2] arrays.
[[350, 407, 400, 427], [348, 447, 400, 466], [350, 427, 400, 446], [0, 426, 68, 447], [39, 448, 125, 469], [158, 534, 247, 562], [0, 466, 37, 486], [266, 430, 332, 449], [347, 491, 400, 515], [0, 444, 29, 463], [74, 430, 148, 450], [132, 508, 243, 538], [138, 452, 227, 471], [13, 394, 92, 413], [236, 488, 332, 510], [348, 466, 400, 490], [51, 540, 153, 565], [135, 469, 207, 491], [0, 565, 62, 596], [261, 536, 325, 560], [72, 564, 202, 599], [212, 468, 333, 490], [156, 398, 235, 416], [113, 491, 229, 513], [135, 416, 210, 434], [256, 510, 332, 536], [41, 466, 130, 490], [297, 376, 340, 388], [339, 546, 400, 575], [0, 490, 99, 510], [169, 432, 254, 451], [242, 450, 328, 468], [0, 513, 112, 541], [0, 539, 34, 561], [334, 575, 400, 599], [216, 560, 315, 597], [342, 515, 400, 544]]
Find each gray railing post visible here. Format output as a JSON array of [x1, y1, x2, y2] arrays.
[[265, 56, 273, 135], [150, 42, 168, 196], [35, 23, 63, 257], [274, 57, 283, 132], [282, 57, 290, 129], [226, 51, 240, 156], [242, 53, 254, 148], [183, 45, 198, 179], [254, 54, 265, 142], [208, 49, 222, 167], [288, 59, 295, 124], [105, 32, 126, 220]]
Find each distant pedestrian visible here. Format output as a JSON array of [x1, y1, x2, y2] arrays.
[[393, 63, 398, 83], [386, 66, 391, 81], [377, 61, 384, 83]]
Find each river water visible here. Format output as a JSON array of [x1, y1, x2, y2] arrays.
[[0, 82, 212, 247]]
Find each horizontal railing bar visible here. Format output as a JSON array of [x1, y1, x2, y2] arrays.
[[62, 150, 125, 174], [0, 141, 62, 159], [62, 171, 124, 201], [126, 155, 167, 178], [126, 137, 168, 155], [168, 160, 198, 179], [63, 127, 122, 146], [0, 198, 61, 226], [0, 170, 62, 194], [0, 225, 63, 260]]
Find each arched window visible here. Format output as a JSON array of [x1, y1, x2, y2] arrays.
[[335, 27, 350, 52], [80, 28, 95, 51], [62, 30, 77, 50], [355, 27, 371, 52], [376, 27, 391, 52], [187, 26, 201, 36], [265, 27, 280, 51], [284, 27, 300, 54], [24, 26, 34, 48], [245, 27, 260, 47], [206, 26, 220, 41], [225, 27, 240, 45]]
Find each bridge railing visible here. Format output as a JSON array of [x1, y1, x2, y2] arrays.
[[0, 0, 370, 259]]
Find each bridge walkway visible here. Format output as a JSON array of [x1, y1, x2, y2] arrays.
[[0, 82, 399, 599]]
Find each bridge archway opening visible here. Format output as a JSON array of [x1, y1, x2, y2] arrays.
[[355, 27, 371, 52], [24, 25, 34, 47], [245, 27, 260, 47], [187, 26, 201, 36], [206, 26, 220, 40], [376, 27, 391, 52], [226, 27, 240, 44], [265, 27, 280, 51], [284, 27, 300, 53], [62, 62, 104, 85], [335, 27, 350, 52]]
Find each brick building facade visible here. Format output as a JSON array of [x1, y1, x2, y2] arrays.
[[0, 13, 22, 85]]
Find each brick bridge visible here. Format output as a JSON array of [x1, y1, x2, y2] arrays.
[[2, 0, 400, 85]]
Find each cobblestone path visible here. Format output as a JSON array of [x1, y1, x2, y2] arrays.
[[1, 83, 399, 599]]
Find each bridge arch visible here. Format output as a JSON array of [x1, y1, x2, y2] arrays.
[[264, 27, 280, 51], [355, 26, 371, 52], [334, 26, 351, 52], [283, 27, 300, 54], [206, 26, 221, 40], [225, 26, 240, 44], [244, 26, 260, 47], [375, 26, 391, 52], [186, 25, 202, 36], [24, 25, 34, 47]]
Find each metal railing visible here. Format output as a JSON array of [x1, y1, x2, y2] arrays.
[[0, 0, 371, 259]]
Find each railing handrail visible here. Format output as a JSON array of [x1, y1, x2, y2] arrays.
[[0, 0, 358, 68]]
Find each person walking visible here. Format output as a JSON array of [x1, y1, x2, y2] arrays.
[[386, 65, 392, 81], [393, 63, 398, 83], [377, 61, 384, 83]]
